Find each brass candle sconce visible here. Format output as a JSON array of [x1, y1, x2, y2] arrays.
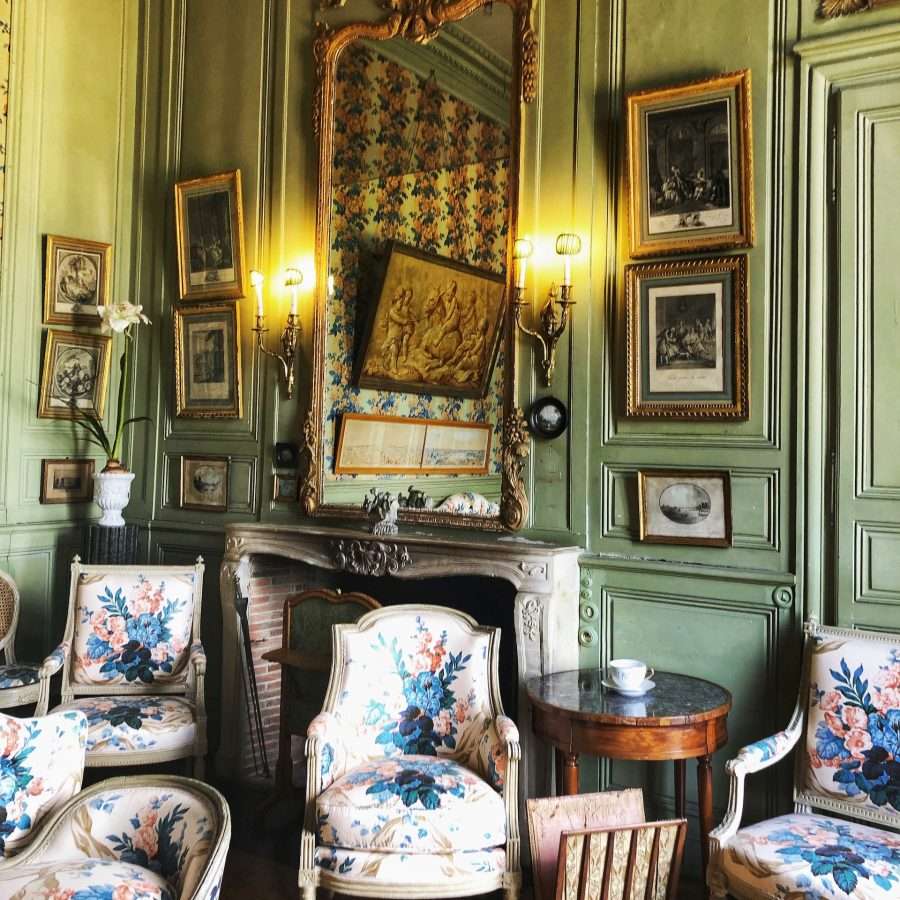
[[250, 268, 303, 400]]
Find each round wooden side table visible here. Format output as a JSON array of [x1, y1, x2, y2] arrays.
[[526, 668, 732, 891]]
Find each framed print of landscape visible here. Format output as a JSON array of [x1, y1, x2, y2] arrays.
[[638, 469, 732, 547], [180, 456, 228, 512], [355, 242, 507, 399], [174, 169, 246, 301], [625, 255, 748, 419], [43, 234, 112, 325], [38, 330, 111, 420], [626, 70, 754, 257], [40, 458, 95, 504]]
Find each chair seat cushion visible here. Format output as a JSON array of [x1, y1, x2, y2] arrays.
[[0, 664, 39, 690], [53, 695, 196, 757], [316, 755, 506, 854], [315, 845, 507, 884], [0, 858, 175, 899], [720, 813, 900, 899]]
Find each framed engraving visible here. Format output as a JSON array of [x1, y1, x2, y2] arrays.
[[626, 70, 754, 257], [40, 458, 95, 504], [43, 234, 112, 325], [638, 468, 732, 547], [180, 456, 228, 512], [626, 255, 748, 419], [273, 473, 299, 503], [38, 330, 112, 420]]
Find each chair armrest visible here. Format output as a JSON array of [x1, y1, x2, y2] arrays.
[[306, 712, 356, 793], [190, 641, 207, 675], [36, 641, 69, 715], [474, 714, 522, 792]]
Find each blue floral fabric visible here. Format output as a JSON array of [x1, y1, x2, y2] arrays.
[[314, 845, 507, 883], [721, 813, 900, 899], [0, 858, 176, 899], [0, 664, 39, 690]]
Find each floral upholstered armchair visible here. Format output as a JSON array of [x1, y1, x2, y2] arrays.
[[0, 569, 42, 710], [0, 708, 87, 858], [37, 557, 208, 777], [0, 775, 231, 899], [709, 619, 900, 900], [299, 605, 522, 900]]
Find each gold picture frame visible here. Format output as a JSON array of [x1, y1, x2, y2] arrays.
[[174, 169, 246, 301], [626, 70, 754, 258], [180, 455, 229, 512], [43, 234, 112, 326], [40, 458, 95, 504], [174, 303, 243, 419], [638, 468, 732, 548], [38, 329, 112, 420], [625, 255, 749, 419]]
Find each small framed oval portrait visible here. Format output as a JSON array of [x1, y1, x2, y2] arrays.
[[528, 397, 568, 440]]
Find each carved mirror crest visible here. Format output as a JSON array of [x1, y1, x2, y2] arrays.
[[302, 0, 536, 531]]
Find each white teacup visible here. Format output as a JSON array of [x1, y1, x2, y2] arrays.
[[608, 658, 654, 690]]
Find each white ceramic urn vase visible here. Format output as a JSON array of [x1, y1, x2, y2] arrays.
[[93, 462, 135, 527]]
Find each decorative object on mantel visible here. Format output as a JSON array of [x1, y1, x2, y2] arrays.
[[435, 491, 500, 517], [398, 484, 433, 510], [528, 396, 568, 439], [361, 488, 400, 535], [820, 0, 898, 15], [512, 233, 582, 387], [330, 538, 412, 577], [251, 268, 303, 399]]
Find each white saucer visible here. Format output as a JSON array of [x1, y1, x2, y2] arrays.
[[600, 676, 656, 697]]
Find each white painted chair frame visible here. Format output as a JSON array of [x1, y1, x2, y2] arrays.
[[708, 618, 900, 898], [299, 604, 523, 900], [36, 556, 208, 777], [0, 568, 41, 709]]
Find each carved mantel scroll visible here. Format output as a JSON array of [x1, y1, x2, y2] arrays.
[[331, 539, 412, 576]]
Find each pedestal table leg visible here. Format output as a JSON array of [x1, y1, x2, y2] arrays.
[[674, 758, 686, 818], [563, 752, 580, 795], [697, 754, 713, 899]]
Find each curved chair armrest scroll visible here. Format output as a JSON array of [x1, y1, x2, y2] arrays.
[[190, 641, 208, 675], [306, 712, 355, 793], [36, 641, 70, 715]]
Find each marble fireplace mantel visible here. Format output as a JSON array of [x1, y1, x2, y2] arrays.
[[217, 521, 583, 803]]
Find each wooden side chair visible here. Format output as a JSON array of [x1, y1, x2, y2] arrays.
[[0, 569, 42, 710], [262, 587, 380, 793]]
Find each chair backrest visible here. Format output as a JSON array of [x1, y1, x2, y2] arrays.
[[0, 569, 21, 663], [324, 604, 503, 764], [796, 620, 900, 827], [0, 709, 87, 857], [61, 558, 204, 698]]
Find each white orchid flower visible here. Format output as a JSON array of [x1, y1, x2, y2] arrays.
[[96, 302, 151, 334]]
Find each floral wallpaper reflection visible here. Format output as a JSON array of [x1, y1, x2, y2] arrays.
[[326, 45, 510, 480]]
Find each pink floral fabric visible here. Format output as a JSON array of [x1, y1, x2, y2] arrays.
[[315, 845, 507, 883], [71, 572, 196, 686]]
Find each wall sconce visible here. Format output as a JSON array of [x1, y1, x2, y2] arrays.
[[512, 233, 582, 386], [251, 268, 303, 400]]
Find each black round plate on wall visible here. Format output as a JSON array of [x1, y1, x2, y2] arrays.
[[528, 396, 568, 439]]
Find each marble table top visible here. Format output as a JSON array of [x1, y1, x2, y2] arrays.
[[526, 668, 732, 727]]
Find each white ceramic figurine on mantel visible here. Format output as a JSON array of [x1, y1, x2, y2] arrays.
[[75, 303, 152, 527]]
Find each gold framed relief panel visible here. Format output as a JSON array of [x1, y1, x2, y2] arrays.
[[625, 255, 749, 419], [626, 70, 754, 258], [38, 330, 112, 420], [174, 303, 243, 418], [43, 234, 112, 325], [174, 170, 246, 301]]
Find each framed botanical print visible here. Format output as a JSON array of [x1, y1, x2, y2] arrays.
[[625, 255, 748, 419], [638, 469, 732, 547], [40, 458, 95, 504], [626, 70, 754, 257], [180, 456, 228, 512], [174, 170, 246, 300], [38, 330, 112, 420], [43, 235, 112, 325], [174, 303, 242, 418], [354, 242, 507, 399]]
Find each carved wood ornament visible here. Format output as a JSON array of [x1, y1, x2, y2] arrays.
[[303, 0, 536, 532], [819, 0, 898, 14]]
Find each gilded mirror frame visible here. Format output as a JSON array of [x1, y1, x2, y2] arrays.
[[302, 0, 537, 532]]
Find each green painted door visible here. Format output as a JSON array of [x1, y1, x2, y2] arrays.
[[834, 80, 900, 629]]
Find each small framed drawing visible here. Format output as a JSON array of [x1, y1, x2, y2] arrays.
[[625, 255, 748, 419], [174, 303, 242, 418], [528, 397, 568, 439], [43, 235, 112, 325], [354, 242, 507, 399], [38, 330, 112, 420], [174, 170, 246, 301], [638, 469, 732, 547], [40, 458, 95, 504], [626, 69, 754, 258], [273, 473, 298, 503], [180, 456, 228, 512]]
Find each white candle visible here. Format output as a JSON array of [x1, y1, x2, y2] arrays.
[[250, 271, 264, 318], [562, 256, 572, 288], [516, 255, 528, 290]]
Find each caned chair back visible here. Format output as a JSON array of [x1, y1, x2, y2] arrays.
[[0, 570, 21, 662], [324, 604, 504, 765], [796, 620, 900, 827], [554, 820, 687, 900], [61, 559, 204, 699]]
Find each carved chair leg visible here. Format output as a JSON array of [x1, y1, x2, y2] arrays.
[[301, 887, 315, 900], [504, 886, 520, 900]]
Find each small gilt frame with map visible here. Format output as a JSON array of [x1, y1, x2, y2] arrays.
[[354, 242, 507, 400]]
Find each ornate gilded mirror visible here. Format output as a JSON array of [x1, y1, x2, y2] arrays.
[[302, 0, 536, 532]]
